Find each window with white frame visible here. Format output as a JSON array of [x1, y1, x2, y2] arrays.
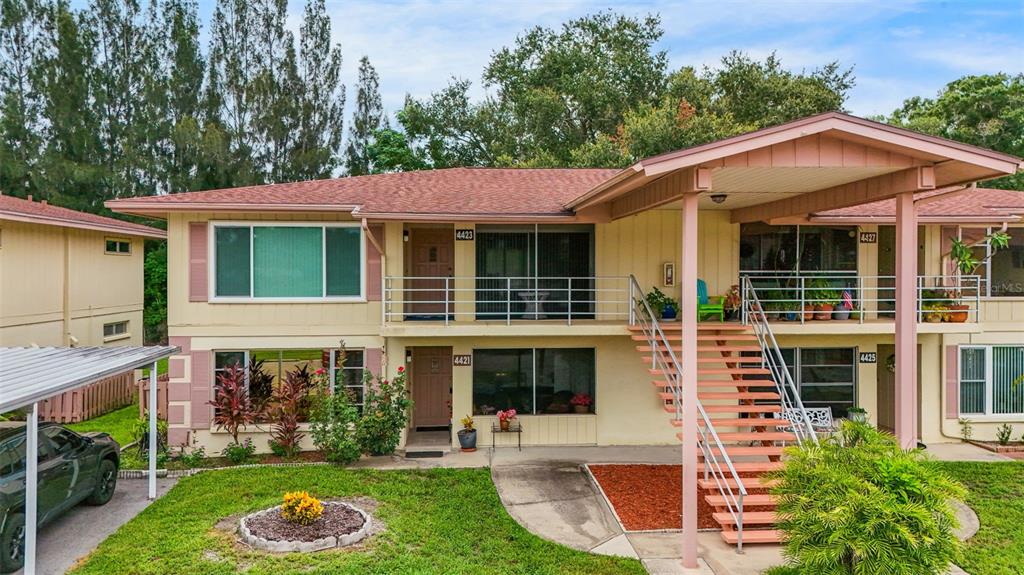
[[211, 223, 364, 300], [959, 345, 1024, 416], [102, 320, 129, 339], [104, 238, 131, 254], [212, 348, 366, 418], [471, 348, 596, 415], [957, 226, 1024, 298]]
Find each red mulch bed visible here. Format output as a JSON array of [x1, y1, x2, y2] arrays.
[[589, 464, 770, 532]]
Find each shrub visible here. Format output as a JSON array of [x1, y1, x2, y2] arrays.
[[222, 438, 256, 464], [208, 364, 259, 444], [768, 421, 964, 575], [308, 368, 361, 464], [176, 444, 207, 467], [131, 414, 168, 456], [959, 417, 973, 441], [356, 366, 412, 456], [281, 491, 323, 525], [996, 423, 1014, 446], [266, 365, 311, 457]]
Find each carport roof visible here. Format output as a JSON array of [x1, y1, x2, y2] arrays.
[[0, 346, 179, 412]]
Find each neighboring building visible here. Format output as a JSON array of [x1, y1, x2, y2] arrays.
[[0, 194, 165, 348], [108, 112, 1023, 546]]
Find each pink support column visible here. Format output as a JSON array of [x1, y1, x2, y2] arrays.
[[895, 191, 918, 449], [680, 192, 699, 568]]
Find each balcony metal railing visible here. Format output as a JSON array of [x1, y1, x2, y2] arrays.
[[740, 274, 983, 324], [383, 276, 631, 325]]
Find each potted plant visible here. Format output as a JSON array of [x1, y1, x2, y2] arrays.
[[946, 230, 1011, 318], [832, 290, 852, 321], [923, 303, 947, 323], [645, 287, 679, 321], [570, 393, 592, 414], [457, 415, 477, 452], [496, 408, 517, 432], [813, 288, 840, 320], [723, 285, 741, 320], [846, 406, 868, 423]]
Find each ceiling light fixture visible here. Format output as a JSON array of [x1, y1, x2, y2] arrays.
[[710, 194, 728, 205]]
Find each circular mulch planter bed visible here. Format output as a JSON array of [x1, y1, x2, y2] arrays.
[[239, 502, 372, 552]]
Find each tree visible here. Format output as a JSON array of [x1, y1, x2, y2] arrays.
[[345, 55, 384, 176], [290, 0, 344, 180], [0, 0, 44, 199], [365, 126, 426, 173], [142, 240, 167, 343], [882, 74, 1024, 190]]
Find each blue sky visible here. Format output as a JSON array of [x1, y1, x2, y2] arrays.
[[77, 0, 1024, 119]]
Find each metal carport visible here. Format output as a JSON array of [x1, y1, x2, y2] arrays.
[[0, 345, 178, 575]]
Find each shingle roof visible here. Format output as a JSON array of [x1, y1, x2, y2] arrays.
[[814, 187, 1024, 221], [0, 194, 165, 238], [107, 167, 619, 217]]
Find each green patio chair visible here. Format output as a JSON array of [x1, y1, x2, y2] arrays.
[[697, 279, 725, 322]]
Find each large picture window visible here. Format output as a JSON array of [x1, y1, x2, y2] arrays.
[[212, 223, 363, 300], [959, 345, 1024, 416], [475, 225, 595, 320], [745, 347, 857, 418], [212, 348, 366, 419], [740, 223, 857, 274], [472, 348, 595, 415]]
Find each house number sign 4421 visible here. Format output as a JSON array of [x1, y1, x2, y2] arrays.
[[453, 354, 472, 366]]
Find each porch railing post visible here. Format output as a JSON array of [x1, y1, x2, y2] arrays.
[[975, 275, 981, 322], [799, 277, 806, 325], [444, 277, 450, 326], [506, 277, 512, 326], [567, 277, 573, 326], [858, 276, 864, 324], [628, 279, 635, 325]]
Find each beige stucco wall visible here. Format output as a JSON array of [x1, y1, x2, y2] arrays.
[[0, 219, 145, 347]]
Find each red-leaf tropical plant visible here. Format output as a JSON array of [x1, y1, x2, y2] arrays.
[[267, 365, 311, 457], [208, 363, 259, 445]]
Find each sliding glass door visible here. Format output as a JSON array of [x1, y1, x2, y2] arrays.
[[476, 225, 594, 320]]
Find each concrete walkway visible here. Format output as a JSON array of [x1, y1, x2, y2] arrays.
[[925, 441, 1014, 462], [16, 477, 176, 575]]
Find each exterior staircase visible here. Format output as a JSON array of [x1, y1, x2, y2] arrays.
[[627, 276, 817, 549]]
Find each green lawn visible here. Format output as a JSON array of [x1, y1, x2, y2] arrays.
[[939, 461, 1024, 575], [70, 466, 643, 575], [141, 357, 169, 377], [67, 403, 138, 446]]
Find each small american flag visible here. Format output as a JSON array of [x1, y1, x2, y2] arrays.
[[841, 290, 854, 310]]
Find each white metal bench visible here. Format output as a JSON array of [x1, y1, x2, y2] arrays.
[[774, 407, 835, 434]]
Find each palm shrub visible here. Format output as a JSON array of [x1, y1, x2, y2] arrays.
[[266, 366, 311, 457], [208, 364, 259, 458], [356, 366, 413, 456], [308, 367, 361, 464], [766, 421, 965, 575]]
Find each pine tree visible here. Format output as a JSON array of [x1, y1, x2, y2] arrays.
[[0, 0, 45, 198], [345, 55, 384, 176], [292, 0, 344, 180], [36, 1, 105, 211], [161, 0, 206, 193]]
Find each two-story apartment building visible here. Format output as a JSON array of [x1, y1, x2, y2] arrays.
[[0, 194, 165, 348]]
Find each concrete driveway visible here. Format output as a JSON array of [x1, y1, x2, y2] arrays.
[[15, 477, 176, 575]]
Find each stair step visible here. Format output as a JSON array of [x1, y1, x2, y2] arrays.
[[699, 477, 779, 491], [629, 324, 750, 332], [632, 334, 760, 342], [641, 355, 765, 364], [714, 431, 796, 442], [635, 345, 762, 353], [701, 418, 790, 428], [659, 391, 779, 402], [652, 380, 770, 389], [712, 511, 778, 525], [671, 415, 786, 427], [648, 368, 771, 376], [720, 529, 782, 545], [703, 404, 783, 414], [705, 493, 776, 507], [683, 441, 786, 457], [697, 461, 784, 473]]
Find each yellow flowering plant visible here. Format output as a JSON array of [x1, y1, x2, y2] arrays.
[[280, 491, 324, 525]]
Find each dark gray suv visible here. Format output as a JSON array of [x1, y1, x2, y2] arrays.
[[0, 422, 120, 573]]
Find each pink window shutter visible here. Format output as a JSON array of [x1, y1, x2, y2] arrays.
[[365, 348, 383, 378], [366, 224, 384, 302], [189, 222, 209, 302], [945, 345, 959, 419]]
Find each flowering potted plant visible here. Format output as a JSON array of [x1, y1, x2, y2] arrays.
[[723, 284, 741, 320], [496, 408, 517, 431], [570, 393, 593, 414], [457, 415, 477, 452]]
